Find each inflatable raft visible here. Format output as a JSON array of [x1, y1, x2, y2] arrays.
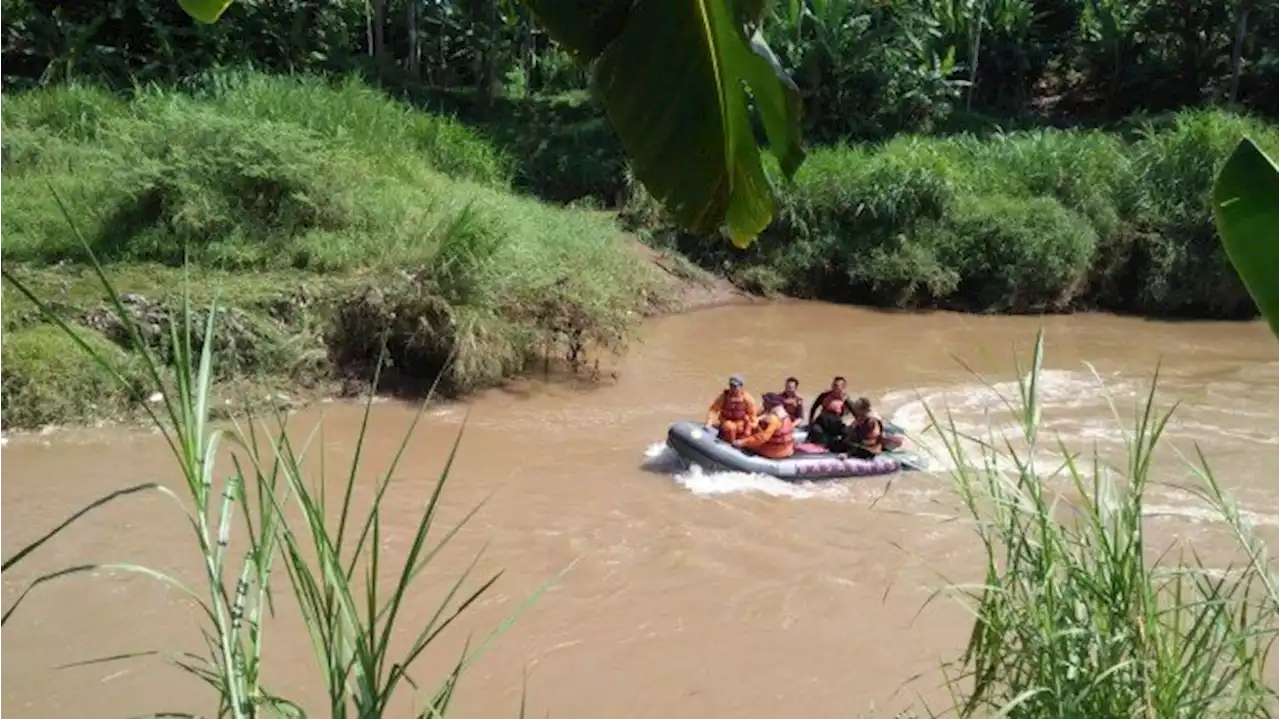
[[665, 420, 927, 481]]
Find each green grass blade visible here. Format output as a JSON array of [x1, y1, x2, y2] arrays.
[[0, 482, 162, 573]]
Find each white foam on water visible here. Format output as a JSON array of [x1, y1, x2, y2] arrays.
[[880, 368, 1148, 476], [1142, 503, 1280, 527], [1162, 418, 1279, 446], [674, 463, 854, 500], [641, 441, 687, 473], [642, 441, 852, 500], [644, 370, 1120, 501]]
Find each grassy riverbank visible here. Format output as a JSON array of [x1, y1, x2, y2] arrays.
[[3, 72, 1275, 431], [0, 73, 681, 430], [629, 110, 1279, 317]]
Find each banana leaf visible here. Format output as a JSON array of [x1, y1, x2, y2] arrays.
[[488, 0, 808, 246], [1212, 137, 1279, 336]]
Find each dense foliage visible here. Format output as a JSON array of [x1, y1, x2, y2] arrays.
[[3, 6, 1276, 717], [4, 0, 1276, 207], [2, 0, 1277, 349], [629, 109, 1278, 317]]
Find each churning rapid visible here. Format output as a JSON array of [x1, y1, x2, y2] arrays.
[[3, 302, 1277, 718]]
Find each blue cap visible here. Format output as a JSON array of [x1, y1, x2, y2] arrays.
[[728, 374, 744, 387]]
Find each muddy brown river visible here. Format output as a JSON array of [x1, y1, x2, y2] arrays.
[[4, 302, 1278, 718]]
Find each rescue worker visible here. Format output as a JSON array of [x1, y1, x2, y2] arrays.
[[778, 376, 805, 424], [806, 376, 857, 450], [835, 397, 885, 459], [734, 392, 796, 459], [706, 374, 757, 443]]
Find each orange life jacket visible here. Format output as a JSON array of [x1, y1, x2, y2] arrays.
[[761, 414, 796, 452], [719, 390, 750, 422], [780, 391, 804, 420]]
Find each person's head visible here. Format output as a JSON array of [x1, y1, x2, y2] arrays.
[[727, 374, 745, 396], [831, 376, 847, 394], [784, 376, 799, 393], [761, 392, 784, 413], [851, 396, 872, 418]]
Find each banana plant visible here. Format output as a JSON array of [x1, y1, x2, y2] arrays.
[[520, 0, 806, 246], [176, 0, 807, 248], [1212, 137, 1279, 336], [178, 0, 234, 23]]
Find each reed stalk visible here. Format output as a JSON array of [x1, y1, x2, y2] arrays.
[[917, 330, 1277, 718]]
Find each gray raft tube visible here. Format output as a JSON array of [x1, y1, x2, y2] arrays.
[[665, 420, 929, 481]]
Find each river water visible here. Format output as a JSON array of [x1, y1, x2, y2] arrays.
[[3, 301, 1277, 718]]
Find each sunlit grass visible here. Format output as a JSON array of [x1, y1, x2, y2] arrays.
[[0, 74, 662, 428], [638, 109, 1278, 318]]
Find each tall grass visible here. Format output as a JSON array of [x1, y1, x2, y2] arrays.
[[0, 73, 661, 421], [634, 109, 1280, 319], [1, 195, 547, 717], [920, 330, 1278, 717], [0, 73, 630, 275]]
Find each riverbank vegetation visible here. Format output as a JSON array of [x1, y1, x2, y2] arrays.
[[3, 254, 541, 717], [1, 74, 669, 430], [4, 0, 1279, 429], [634, 109, 1279, 316], [923, 332, 1277, 717]]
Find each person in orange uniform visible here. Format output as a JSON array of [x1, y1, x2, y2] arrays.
[[836, 397, 884, 459], [778, 376, 806, 425], [734, 393, 796, 459], [706, 374, 758, 443]]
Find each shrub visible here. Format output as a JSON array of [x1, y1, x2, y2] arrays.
[[765, 139, 961, 303], [2, 102, 361, 268], [652, 108, 1278, 318], [176, 70, 515, 187], [0, 82, 130, 141], [0, 323, 145, 428], [928, 194, 1098, 313], [1127, 110, 1279, 318]]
